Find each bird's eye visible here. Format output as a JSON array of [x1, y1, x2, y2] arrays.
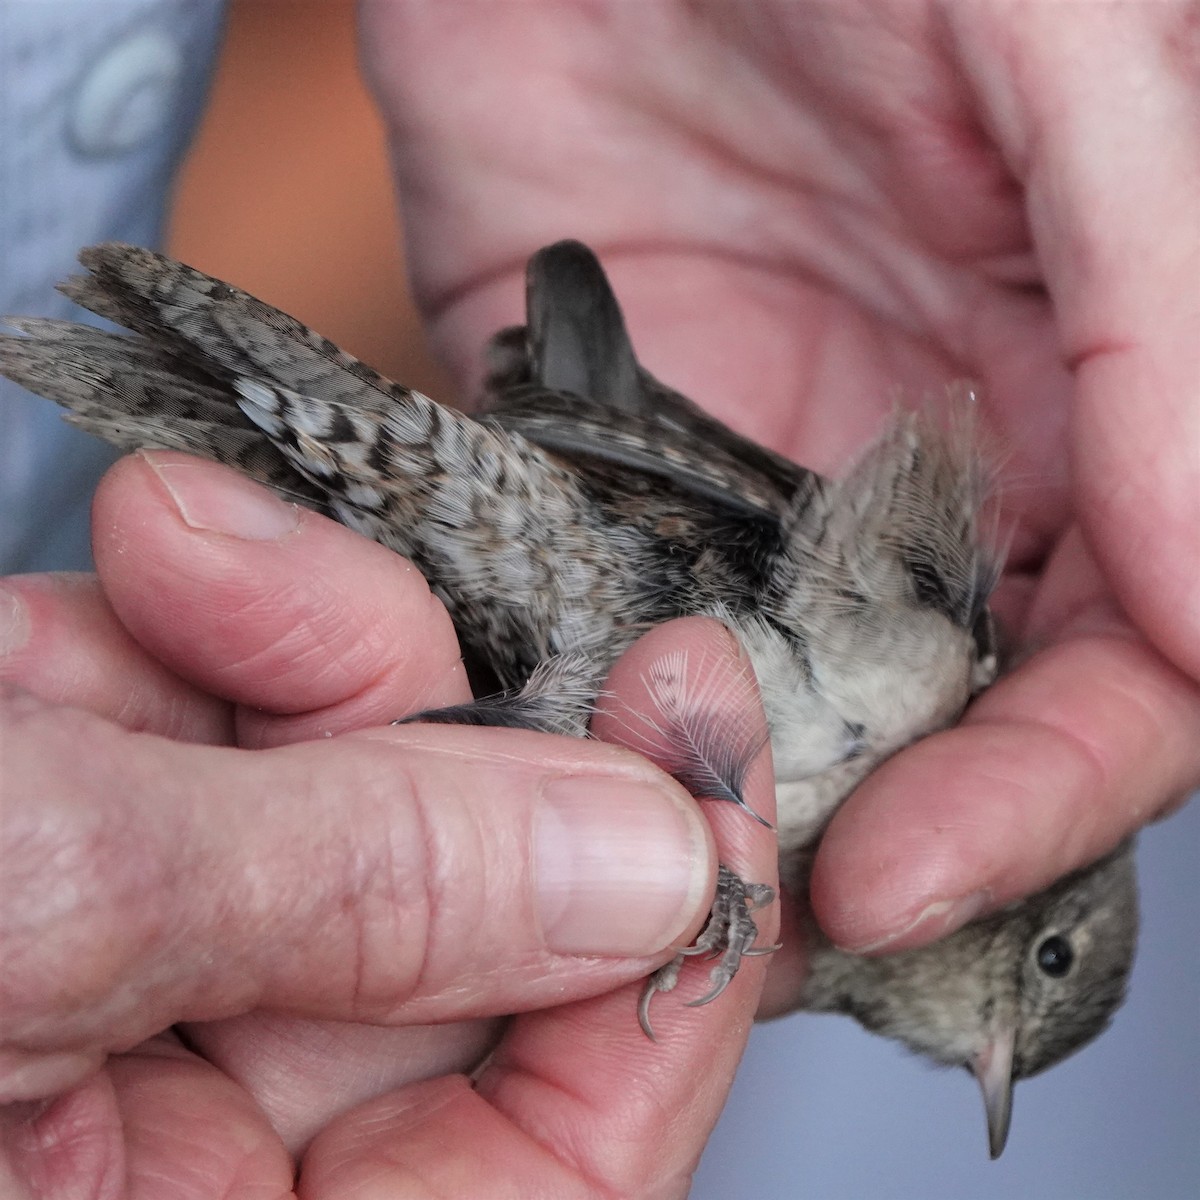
[[1035, 934, 1074, 978]]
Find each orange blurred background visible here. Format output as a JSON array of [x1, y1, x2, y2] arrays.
[[168, 0, 450, 399]]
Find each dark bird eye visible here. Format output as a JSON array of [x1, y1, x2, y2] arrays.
[[1036, 934, 1075, 978]]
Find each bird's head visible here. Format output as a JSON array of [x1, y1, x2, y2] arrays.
[[802, 842, 1138, 1156]]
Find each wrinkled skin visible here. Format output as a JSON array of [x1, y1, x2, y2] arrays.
[[2, 2, 1198, 1195]]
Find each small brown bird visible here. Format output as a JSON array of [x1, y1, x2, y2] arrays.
[[0, 241, 1138, 1157]]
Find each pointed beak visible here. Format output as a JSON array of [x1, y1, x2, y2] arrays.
[[972, 1027, 1016, 1159]]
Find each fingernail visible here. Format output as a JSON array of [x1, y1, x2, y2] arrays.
[[143, 453, 299, 540], [0, 586, 30, 657], [535, 778, 713, 956], [844, 889, 992, 954]]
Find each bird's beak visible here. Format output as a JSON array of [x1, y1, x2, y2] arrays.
[[973, 1027, 1016, 1159]]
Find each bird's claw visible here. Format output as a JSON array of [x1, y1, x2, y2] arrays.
[[638, 864, 777, 1039]]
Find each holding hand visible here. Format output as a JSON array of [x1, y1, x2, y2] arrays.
[[362, 0, 1200, 977], [0, 454, 777, 1197], [3, 0, 1199, 1193]]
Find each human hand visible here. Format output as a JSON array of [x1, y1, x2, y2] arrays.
[[0, 453, 778, 1197], [360, 0, 1200, 1004]]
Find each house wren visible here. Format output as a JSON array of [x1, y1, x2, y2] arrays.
[[0, 240, 1138, 1157]]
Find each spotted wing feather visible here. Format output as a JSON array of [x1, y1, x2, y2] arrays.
[[0, 245, 676, 685]]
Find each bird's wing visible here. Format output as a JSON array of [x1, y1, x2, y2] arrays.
[[480, 240, 814, 524]]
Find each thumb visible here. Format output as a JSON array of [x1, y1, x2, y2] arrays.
[[0, 689, 715, 1102]]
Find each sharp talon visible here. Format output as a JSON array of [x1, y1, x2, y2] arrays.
[[638, 983, 659, 1042], [744, 942, 783, 957], [638, 954, 687, 1040], [686, 970, 734, 1008]]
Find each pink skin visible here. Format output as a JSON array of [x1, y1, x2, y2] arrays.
[[3, 1, 1199, 1193]]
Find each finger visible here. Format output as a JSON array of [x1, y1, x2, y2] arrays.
[[949, 2, 1200, 679], [301, 1076, 589, 1200], [91, 452, 472, 744], [107, 1039, 294, 1200], [0, 1072, 120, 1200], [755, 896, 810, 1018], [0, 690, 713, 1099], [0, 1038, 293, 1200], [812, 534, 1200, 952], [303, 619, 778, 1197], [588, 617, 781, 1036], [89, 454, 500, 1149], [0, 574, 232, 743], [212, 621, 775, 1157], [183, 1011, 503, 1158], [2, 1052, 295, 1200]]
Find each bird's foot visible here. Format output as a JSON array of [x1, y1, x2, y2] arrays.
[[638, 864, 779, 1039]]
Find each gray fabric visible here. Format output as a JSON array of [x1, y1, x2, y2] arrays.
[[0, 0, 227, 571]]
